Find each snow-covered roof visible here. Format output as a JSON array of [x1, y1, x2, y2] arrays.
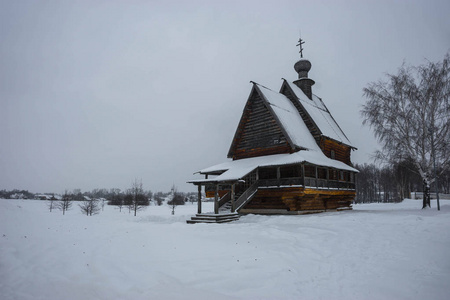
[[256, 84, 321, 151], [189, 151, 358, 184], [284, 81, 354, 148]]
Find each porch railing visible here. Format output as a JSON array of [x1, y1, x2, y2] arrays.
[[235, 181, 259, 211], [218, 191, 231, 208], [258, 178, 304, 187], [304, 177, 355, 190]]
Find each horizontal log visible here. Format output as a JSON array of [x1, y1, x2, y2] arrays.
[[242, 185, 355, 212]]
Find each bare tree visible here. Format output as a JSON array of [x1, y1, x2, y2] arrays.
[[154, 192, 164, 206], [168, 185, 185, 215], [124, 193, 133, 213], [47, 193, 57, 212], [56, 190, 73, 215], [116, 194, 124, 212], [108, 188, 125, 212], [145, 190, 153, 205], [361, 53, 450, 209], [79, 197, 101, 216], [72, 188, 83, 201], [128, 179, 148, 216]]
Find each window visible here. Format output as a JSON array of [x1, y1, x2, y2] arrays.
[[330, 150, 336, 159]]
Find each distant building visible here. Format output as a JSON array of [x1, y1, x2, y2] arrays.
[[188, 42, 358, 223]]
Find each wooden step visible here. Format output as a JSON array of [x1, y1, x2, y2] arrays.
[[186, 212, 240, 224]]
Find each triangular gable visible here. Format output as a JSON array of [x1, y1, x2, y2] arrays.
[[280, 79, 355, 148], [227, 84, 293, 160], [228, 83, 320, 160], [256, 84, 320, 151]]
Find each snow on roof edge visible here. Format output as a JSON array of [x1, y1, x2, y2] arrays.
[[191, 151, 358, 184], [284, 80, 355, 148], [255, 83, 321, 152]]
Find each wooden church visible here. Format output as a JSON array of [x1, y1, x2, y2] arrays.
[[188, 40, 358, 223]]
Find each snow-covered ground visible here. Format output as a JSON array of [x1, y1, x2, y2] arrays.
[[1, 199, 449, 300]]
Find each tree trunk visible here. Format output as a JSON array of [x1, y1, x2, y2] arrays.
[[422, 179, 431, 209]]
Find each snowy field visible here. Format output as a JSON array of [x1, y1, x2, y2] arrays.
[[1, 199, 449, 300]]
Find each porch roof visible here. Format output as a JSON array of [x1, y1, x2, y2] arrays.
[[188, 150, 358, 185]]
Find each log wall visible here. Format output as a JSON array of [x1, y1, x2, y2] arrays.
[[320, 138, 351, 165], [242, 187, 355, 213]]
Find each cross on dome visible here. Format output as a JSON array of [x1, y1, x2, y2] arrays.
[[296, 38, 305, 58]]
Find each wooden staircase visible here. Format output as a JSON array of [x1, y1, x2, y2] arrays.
[[218, 190, 244, 213], [186, 212, 240, 224], [186, 183, 258, 224]]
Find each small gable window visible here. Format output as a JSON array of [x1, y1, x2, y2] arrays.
[[330, 150, 335, 159]]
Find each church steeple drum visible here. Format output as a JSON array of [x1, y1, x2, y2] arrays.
[[293, 38, 315, 99]]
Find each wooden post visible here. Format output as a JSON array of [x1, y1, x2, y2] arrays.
[[301, 164, 305, 187], [231, 183, 235, 213], [277, 167, 280, 187], [214, 184, 219, 214], [315, 166, 318, 188], [326, 167, 329, 189], [197, 185, 202, 214]]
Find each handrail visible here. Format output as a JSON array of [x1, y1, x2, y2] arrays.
[[218, 191, 231, 208], [235, 181, 259, 211]]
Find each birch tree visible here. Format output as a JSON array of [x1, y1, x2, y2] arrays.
[[361, 53, 450, 208]]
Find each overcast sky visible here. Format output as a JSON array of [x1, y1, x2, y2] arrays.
[[1, 0, 449, 194]]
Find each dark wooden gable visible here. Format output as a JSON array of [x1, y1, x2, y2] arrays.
[[280, 80, 322, 145], [227, 85, 294, 160], [319, 138, 351, 165]]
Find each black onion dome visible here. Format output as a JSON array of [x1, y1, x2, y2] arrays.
[[294, 59, 312, 79]]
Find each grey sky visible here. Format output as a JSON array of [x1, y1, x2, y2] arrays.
[[1, 0, 449, 193]]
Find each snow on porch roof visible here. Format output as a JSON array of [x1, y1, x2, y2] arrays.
[[256, 83, 320, 151], [284, 81, 354, 148], [188, 151, 358, 184]]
